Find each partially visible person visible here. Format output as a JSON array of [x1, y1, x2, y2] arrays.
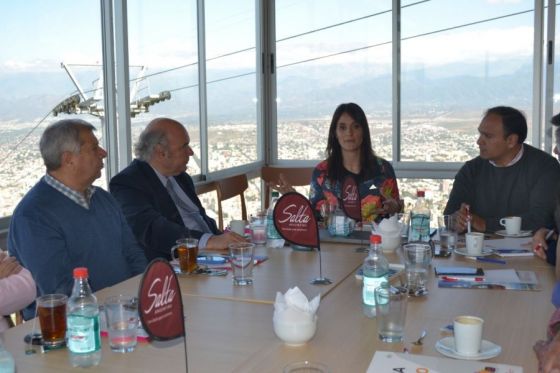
[[8, 119, 147, 319], [444, 106, 560, 233], [534, 278, 560, 372], [110, 118, 246, 261], [0, 251, 35, 333], [531, 113, 560, 372], [307, 103, 401, 223], [532, 112, 560, 272], [535, 330, 560, 373]]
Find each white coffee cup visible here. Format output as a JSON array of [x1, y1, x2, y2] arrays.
[[230, 220, 247, 236], [499, 216, 521, 235], [454, 315, 484, 355], [465, 232, 484, 255]]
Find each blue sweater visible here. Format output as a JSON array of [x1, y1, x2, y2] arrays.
[[8, 178, 147, 318]]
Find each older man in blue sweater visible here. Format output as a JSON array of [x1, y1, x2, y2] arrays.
[[8, 119, 147, 319]]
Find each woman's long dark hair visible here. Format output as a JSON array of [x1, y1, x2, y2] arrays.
[[326, 103, 377, 182]]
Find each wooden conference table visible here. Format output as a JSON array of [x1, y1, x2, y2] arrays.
[[3, 239, 556, 372]]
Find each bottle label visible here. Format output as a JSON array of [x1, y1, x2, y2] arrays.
[[67, 314, 101, 353], [363, 277, 387, 306], [410, 213, 430, 241], [266, 215, 281, 239]]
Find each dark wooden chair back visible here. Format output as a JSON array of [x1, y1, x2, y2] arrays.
[[261, 166, 314, 208], [215, 174, 248, 230]]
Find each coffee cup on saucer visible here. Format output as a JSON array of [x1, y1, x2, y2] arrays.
[[454, 315, 483, 355], [465, 232, 484, 256], [499, 216, 521, 235]]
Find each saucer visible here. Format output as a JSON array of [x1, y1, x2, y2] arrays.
[[495, 230, 532, 238], [435, 336, 501, 360], [454, 247, 494, 257]]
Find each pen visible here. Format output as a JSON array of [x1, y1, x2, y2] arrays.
[[441, 276, 485, 282], [545, 229, 555, 241], [468, 257, 506, 265], [466, 206, 471, 233]]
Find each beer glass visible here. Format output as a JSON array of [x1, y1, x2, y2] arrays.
[[36, 294, 68, 349]]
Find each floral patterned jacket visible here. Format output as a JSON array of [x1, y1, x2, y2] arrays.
[[309, 158, 400, 223]]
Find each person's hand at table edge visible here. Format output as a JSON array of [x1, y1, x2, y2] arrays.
[[206, 232, 248, 250], [0, 253, 23, 279], [267, 173, 296, 195]]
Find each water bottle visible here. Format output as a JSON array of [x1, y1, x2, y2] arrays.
[[409, 190, 431, 242], [67, 267, 102, 367], [362, 234, 389, 318], [0, 338, 15, 373], [266, 191, 285, 248]]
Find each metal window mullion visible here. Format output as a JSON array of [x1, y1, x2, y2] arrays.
[[544, 0, 556, 153], [100, 0, 118, 179], [197, 0, 208, 178], [268, 0, 277, 165], [114, 0, 132, 171], [392, 0, 401, 163], [532, 0, 544, 148], [256, 0, 273, 165]]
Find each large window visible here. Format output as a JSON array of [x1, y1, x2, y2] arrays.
[[275, 0, 393, 162], [1, 2, 559, 224], [205, 0, 259, 172], [0, 1, 104, 218], [127, 0, 201, 174], [401, 0, 535, 162]]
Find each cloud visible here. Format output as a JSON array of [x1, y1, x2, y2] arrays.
[[486, 0, 522, 4]]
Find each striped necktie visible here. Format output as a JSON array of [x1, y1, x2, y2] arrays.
[[166, 178, 211, 233]]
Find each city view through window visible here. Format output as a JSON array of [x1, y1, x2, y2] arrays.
[[1, 0, 559, 227]]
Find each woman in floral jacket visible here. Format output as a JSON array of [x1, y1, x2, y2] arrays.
[[309, 103, 400, 223]]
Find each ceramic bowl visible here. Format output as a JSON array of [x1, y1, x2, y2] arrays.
[[273, 315, 317, 346], [379, 232, 401, 253]]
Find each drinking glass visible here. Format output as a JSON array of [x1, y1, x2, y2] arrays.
[[374, 284, 408, 343], [438, 215, 458, 252], [250, 215, 266, 245], [36, 294, 68, 349], [402, 243, 432, 296], [104, 295, 139, 353], [397, 212, 409, 240], [229, 242, 255, 285], [283, 361, 330, 373], [171, 238, 199, 274]]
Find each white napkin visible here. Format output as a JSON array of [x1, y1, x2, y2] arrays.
[[273, 287, 320, 323], [376, 215, 400, 233]]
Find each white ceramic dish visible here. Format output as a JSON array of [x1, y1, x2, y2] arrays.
[[494, 230, 532, 238], [454, 247, 494, 257], [273, 315, 317, 346], [435, 336, 501, 360]]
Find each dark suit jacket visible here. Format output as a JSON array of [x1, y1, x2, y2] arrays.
[[109, 159, 219, 261]]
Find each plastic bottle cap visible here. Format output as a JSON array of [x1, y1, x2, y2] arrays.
[[370, 234, 382, 244], [271, 191, 280, 197], [416, 190, 425, 197], [73, 267, 88, 278]]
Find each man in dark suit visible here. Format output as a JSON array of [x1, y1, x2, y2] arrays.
[[110, 118, 246, 261]]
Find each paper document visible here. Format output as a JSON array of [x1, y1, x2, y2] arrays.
[[485, 237, 531, 251], [367, 351, 523, 373]]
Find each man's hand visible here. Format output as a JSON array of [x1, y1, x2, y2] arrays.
[[532, 228, 552, 261], [454, 203, 486, 233], [206, 232, 248, 250], [0, 252, 23, 279]]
